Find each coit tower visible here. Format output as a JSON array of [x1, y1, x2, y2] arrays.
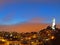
[[52, 18, 56, 30]]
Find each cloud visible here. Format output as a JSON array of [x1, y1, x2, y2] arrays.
[[0, 0, 60, 5], [2, 13, 15, 22], [16, 0, 60, 3], [0, 0, 16, 5], [28, 17, 46, 23], [0, 0, 59, 8]]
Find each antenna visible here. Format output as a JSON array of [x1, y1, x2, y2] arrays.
[[52, 18, 56, 30]]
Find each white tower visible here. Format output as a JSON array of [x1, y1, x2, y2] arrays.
[[52, 18, 56, 30]]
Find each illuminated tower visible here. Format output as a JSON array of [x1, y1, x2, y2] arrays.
[[52, 18, 56, 30]]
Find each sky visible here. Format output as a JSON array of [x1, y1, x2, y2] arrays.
[[0, 0, 60, 25]]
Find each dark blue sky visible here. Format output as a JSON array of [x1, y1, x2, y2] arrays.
[[0, 0, 60, 25]]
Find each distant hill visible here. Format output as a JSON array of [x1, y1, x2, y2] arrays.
[[0, 23, 60, 33]]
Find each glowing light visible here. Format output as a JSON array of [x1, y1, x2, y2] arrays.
[[51, 36, 55, 39], [45, 38, 50, 41], [31, 42, 34, 44], [10, 34, 13, 37], [33, 35, 36, 38], [28, 37, 31, 40], [2, 39, 6, 42]]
